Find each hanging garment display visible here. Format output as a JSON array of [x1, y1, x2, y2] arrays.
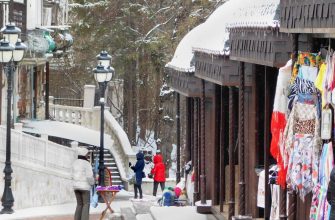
[[283, 99, 321, 200], [321, 109, 332, 140], [270, 60, 292, 188], [310, 142, 334, 220]]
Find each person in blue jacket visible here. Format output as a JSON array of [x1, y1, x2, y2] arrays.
[[130, 152, 145, 199]]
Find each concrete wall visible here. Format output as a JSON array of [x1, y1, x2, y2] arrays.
[[0, 161, 75, 209]]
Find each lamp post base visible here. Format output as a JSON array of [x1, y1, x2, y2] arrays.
[[0, 208, 13, 214]]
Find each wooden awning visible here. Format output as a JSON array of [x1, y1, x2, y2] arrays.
[[194, 52, 253, 87], [229, 30, 292, 68], [165, 67, 215, 97], [280, 0, 335, 34]]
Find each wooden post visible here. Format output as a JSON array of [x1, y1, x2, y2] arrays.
[[176, 92, 181, 184], [220, 87, 226, 212], [193, 98, 199, 203], [238, 62, 246, 215], [228, 87, 235, 219], [200, 79, 206, 205], [186, 97, 192, 162], [264, 66, 271, 218], [288, 33, 299, 220]]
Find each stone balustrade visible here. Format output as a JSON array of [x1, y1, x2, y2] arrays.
[[49, 93, 136, 185], [0, 125, 77, 209]]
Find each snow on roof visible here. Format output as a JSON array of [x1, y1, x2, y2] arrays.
[[227, 0, 280, 30], [192, 0, 238, 55], [165, 23, 205, 72], [166, 0, 280, 70]]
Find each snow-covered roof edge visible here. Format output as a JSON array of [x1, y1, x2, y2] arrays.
[[226, 0, 280, 30], [165, 63, 195, 73]]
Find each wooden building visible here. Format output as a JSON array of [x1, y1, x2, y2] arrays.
[[166, 0, 295, 219], [0, 0, 73, 124]]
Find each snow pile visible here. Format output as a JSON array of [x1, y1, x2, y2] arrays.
[[169, 144, 177, 178]]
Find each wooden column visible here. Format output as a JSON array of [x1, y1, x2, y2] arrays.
[[264, 66, 271, 218], [220, 87, 226, 212], [193, 98, 199, 203], [200, 79, 206, 204], [176, 92, 181, 183], [288, 33, 299, 220], [186, 97, 192, 162], [238, 62, 246, 215], [228, 87, 235, 219]]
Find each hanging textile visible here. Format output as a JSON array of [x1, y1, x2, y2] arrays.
[[283, 99, 321, 200], [270, 60, 292, 188], [310, 142, 334, 220]]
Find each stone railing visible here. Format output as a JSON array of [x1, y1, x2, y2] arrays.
[[0, 125, 77, 209], [0, 126, 76, 175], [49, 92, 136, 183]]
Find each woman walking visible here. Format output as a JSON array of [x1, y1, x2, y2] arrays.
[[131, 152, 145, 199], [151, 153, 166, 196], [72, 147, 94, 220]]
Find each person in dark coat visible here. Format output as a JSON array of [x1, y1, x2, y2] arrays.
[[151, 153, 166, 196], [327, 168, 335, 219], [131, 152, 145, 199]]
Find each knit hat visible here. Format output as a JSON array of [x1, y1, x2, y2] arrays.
[[77, 147, 88, 156]]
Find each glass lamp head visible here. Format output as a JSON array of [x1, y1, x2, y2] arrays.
[[0, 39, 14, 63], [1, 23, 21, 45], [93, 64, 109, 83], [13, 39, 27, 62], [96, 51, 112, 68]]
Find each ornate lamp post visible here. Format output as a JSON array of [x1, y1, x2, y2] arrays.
[[93, 51, 114, 186], [0, 23, 26, 214]]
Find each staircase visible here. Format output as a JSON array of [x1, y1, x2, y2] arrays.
[[89, 148, 123, 187]]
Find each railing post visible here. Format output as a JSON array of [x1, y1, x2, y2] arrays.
[[83, 85, 96, 109], [41, 134, 48, 167]]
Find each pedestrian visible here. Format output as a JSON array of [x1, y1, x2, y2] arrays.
[[72, 147, 95, 220], [131, 152, 145, 199], [151, 151, 166, 196], [327, 167, 335, 219]]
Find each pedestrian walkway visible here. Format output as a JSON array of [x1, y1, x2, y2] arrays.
[[0, 190, 216, 220]]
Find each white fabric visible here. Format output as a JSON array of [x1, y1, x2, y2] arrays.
[[270, 184, 280, 220], [76, 147, 88, 156], [273, 59, 292, 113], [257, 170, 265, 208], [72, 158, 94, 191]]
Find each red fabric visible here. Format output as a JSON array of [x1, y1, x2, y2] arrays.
[[151, 154, 166, 182], [270, 111, 287, 188]]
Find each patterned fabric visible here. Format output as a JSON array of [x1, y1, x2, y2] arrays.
[[286, 133, 317, 200], [310, 142, 334, 220], [288, 77, 319, 112], [294, 119, 315, 134], [283, 100, 321, 200]]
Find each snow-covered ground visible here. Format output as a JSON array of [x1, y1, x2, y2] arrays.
[[0, 189, 214, 220]]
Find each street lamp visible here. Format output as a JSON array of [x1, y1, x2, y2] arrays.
[[0, 23, 26, 214], [93, 51, 114, 186]]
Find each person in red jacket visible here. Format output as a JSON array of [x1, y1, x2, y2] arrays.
[[151, 152, 166, 196]]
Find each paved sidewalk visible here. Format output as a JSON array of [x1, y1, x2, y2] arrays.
[[0, 190, 134, 220]]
